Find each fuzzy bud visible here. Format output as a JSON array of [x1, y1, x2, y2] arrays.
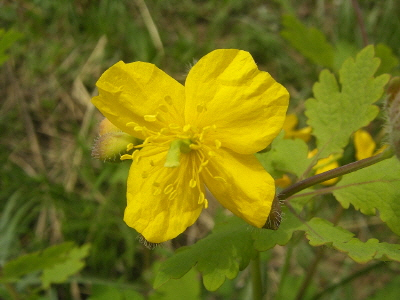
[[92, 118, 141, 162], [386, 77, 400, 160]]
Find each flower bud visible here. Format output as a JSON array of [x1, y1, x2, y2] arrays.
[[92, 118, 141, 162], [386, 77, 400, 160]]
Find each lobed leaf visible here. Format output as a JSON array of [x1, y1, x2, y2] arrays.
[[305, 218, 400, 263], [154, 217, 255, 291], [256, 132, 311, 178], [333, 157, 400, 236], [305, 46, 390, 157]]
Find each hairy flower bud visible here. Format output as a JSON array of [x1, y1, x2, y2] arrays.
[[92, 118, 141, 162], [386, 77, 400, 159]]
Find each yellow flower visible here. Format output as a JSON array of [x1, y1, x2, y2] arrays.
[[92, 49, 289, 243], [282, 114, 312, 142], [308, 149, 340, 186]]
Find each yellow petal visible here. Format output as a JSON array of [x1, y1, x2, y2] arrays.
[[275, 174, 292, 188], [124, 149, 203, 243], [185, 49, 289, 154], [354, 129, 376, 160], [202, 148, 274, 228], [92, 61, 185, 139]]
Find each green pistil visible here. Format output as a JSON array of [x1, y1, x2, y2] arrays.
[[164, 139, 192, 167]]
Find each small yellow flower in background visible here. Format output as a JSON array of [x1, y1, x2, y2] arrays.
[[275, 174, 292, 188], [92, 49, 289, 243], [282, 114, 312, 142], [308, 149, 340, 186], [354, 129, 376, 160]]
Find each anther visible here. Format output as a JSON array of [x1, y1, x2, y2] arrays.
[[126, 122, 138, 127], [189, 179, 197, 188], [126, 143, 134, 151], [164, 184, 174, 194], [120, 154, 132, 160], [215, 140, 222, 149], [144, 114, 157, 122], [183, 124, 191, 132], [169, 190, 177, 200]]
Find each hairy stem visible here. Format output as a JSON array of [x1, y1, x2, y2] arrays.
[[278, 148, 394, 201]]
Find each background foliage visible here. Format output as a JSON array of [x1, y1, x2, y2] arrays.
[[1, 0, 400, 299]]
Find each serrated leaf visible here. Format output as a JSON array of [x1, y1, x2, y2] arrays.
[[256, 132, 311, 178], [41, 243, 90, 289], [281, 15, 335, 68], [305, 46, 390, 157], [154, 217, 255, 291], [333, 157, 400, 236], [305, 218, 400, 263]]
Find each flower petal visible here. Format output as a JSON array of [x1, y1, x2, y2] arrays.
[[92, 61, 185, 138], [124, 149, 203, 243], [202, 148, 274, 228], [185, 49, 289, 154]]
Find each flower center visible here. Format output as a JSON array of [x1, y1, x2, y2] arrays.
[[119, 96, 225, 208]]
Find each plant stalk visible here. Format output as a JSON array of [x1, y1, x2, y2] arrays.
[[278, 148, 394, 201], [251, 252, 263, 300]]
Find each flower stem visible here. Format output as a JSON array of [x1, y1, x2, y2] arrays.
[[251, 252, 263, 300], [278, 147, 394, 200]]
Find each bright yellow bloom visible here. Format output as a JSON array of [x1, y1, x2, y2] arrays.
[[92, 49, 289, 243], [282, 114, 312, 142], [308, 149, 340, 185], [354, 129, 376, 160]]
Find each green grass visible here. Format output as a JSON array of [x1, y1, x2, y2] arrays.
[[1, 0, 400, 299]]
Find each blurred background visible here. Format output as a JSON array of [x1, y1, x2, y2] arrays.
[[1, 0, 400, 299]]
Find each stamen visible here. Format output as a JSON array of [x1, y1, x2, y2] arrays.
[[126, 143, 134, 151], [204, 199, 209, 209], [183, 124, 191, 132], [153, 188, 161, 196], [142, 171, 149, 178], [126, 122, 138, 127], [169, 190, 177, 200], [120, 154, 132, 160], [215, 140, 222, 149], [164, 184, 174, 194], [198, 192, 205, 204], [144, 114, 157, 122], [189, 179, 196, 188]]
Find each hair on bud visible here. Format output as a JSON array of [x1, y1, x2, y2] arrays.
[[263, 195, 283, 230]]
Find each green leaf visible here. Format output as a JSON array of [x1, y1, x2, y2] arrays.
[[41, 243, 91, 289], [375, 43, 399, 75], [151, 269, 200, 300], [256, 132, 311, 178], [305, 218, 400, 263], [252, 209, 306, 252], [280, 15, 335, 68], [1, 242, 90, 289], [88, 285, 144, 300], [305, 46, 390, 157], [154, 217, 255, 291], [333, 157, 400, 236]]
